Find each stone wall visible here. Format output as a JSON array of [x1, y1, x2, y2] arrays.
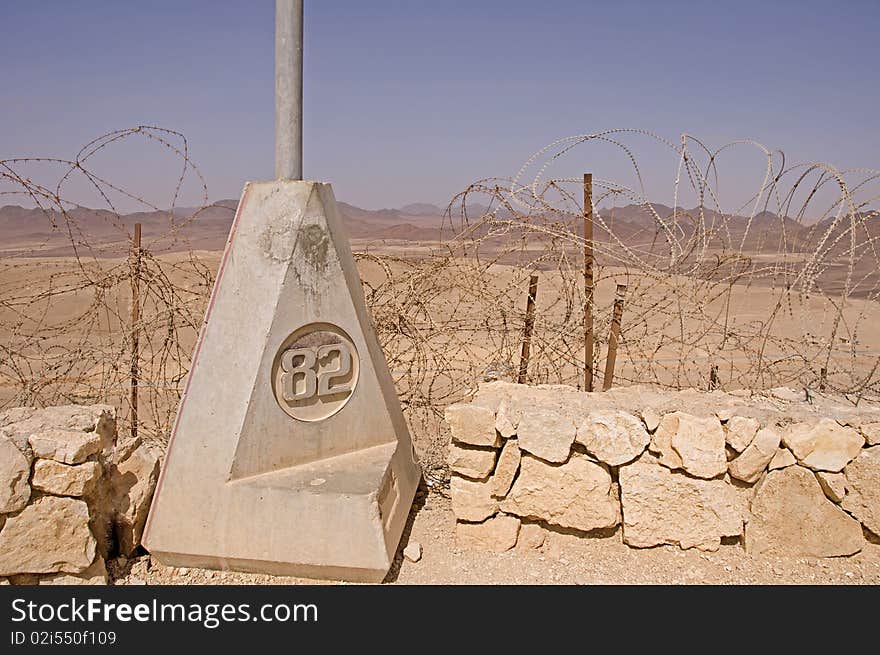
[[446, 383, 880, 556], [0, 405, 159, 585]]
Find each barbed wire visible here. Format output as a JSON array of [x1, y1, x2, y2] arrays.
[[2, 127, 878, 477], [0, 127, 213, 448]]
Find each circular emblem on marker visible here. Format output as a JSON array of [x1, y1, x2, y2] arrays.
[[271, 323, 360, 422]]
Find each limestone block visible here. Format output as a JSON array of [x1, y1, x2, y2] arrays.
[[107, 438, 160, 556], [403, 542, 422, 563], [470, 382, 511, 413], [728, 426, 781, 483], [450, 475, 498, 522], [501, 453, 619, 532], [448, 442, 497, 479], [491, 438, 521, 498], [639, 408, 661, 433], [725, 416, 760, 452], [495, 400, 521, 439], [815, 471, 848, 503], [32, 459, 102, 497], [858, 421, 880, 446], [575, 410, 649, 466], [649, 413, 683, 469], [768, 448, 796, 471], [619, 457, 744, 551], [841, 446, 880, 535], [0, 432, 30, 513], [0, 405, 115, 457], [744, 466, 863, 557], [445, 403, 500, 447], [650, 411, 726, 479], [517, 522, 547, 549], [456, 514, 521, 552], [0, 496, 96, 575], [672, 414, 727, 479], [29, 429, 102, 465], [515, 407, 576, 464], [782, 419, 864, 472]]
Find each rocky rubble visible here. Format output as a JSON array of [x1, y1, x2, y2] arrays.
[[445, 382, 880, 556], [0, 405, 159, 585]]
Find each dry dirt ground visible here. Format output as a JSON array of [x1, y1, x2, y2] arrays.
[[109, 486, 880, 586], [6, 250, 880, 586]]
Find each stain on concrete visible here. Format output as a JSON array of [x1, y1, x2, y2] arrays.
[[296, 223, 330, 272], [290, 221, 333, 296], [259, 218, 298, 263]]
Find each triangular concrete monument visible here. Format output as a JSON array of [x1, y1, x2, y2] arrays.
[[143, 181, 420, 582]]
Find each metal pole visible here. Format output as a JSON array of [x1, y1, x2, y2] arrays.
[[583, 173, 594, 391], [130, 223, 141, 439], [602, 283, 627, 392], [518, 274, 539, 384], [275, 0, 303, 180]]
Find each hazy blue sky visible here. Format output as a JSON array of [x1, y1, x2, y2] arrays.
[[2, 0, 878, 211]]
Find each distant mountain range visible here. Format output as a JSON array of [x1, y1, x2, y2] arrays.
[[0, 198, 451, 257], [0, 198, 876, 268]]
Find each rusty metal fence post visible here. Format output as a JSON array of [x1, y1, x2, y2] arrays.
[[602, 283, 627, 392], [130, 223, 141, 439], [709, 364, 720, 390], [583, 173, 594, 391], [518, 274, 539, 384]]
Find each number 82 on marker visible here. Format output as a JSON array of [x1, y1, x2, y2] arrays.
[[279, 343, 353, 401]]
